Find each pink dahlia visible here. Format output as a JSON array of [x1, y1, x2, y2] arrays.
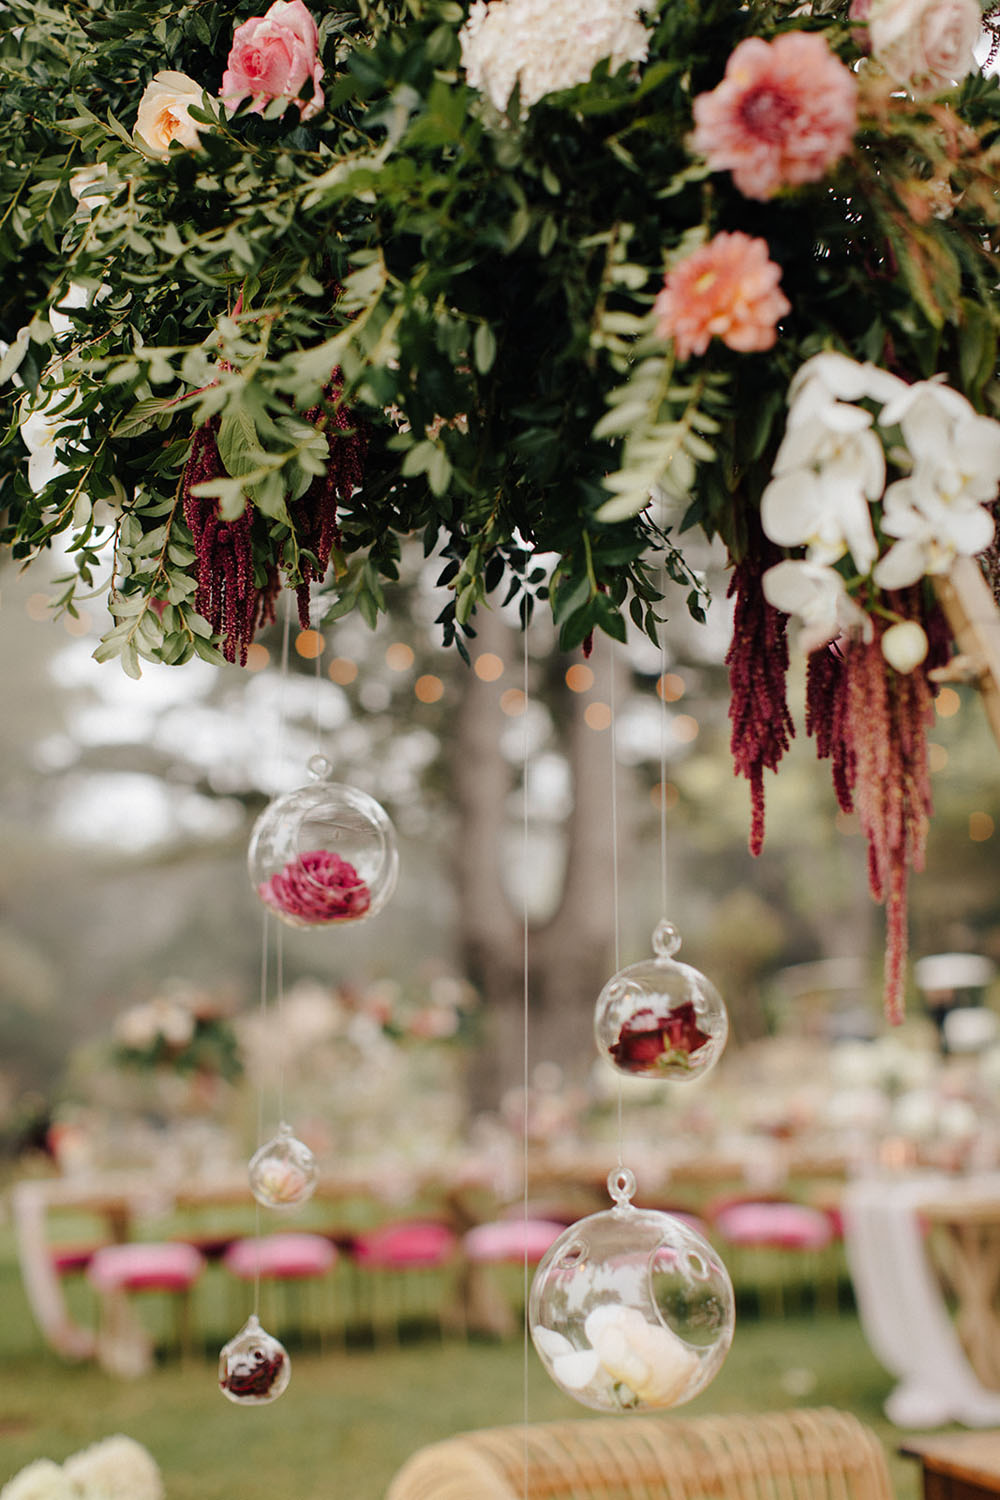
[[258, 849, 371, 925], [691, 33, 858, 201], [653, 231, 790, 360]]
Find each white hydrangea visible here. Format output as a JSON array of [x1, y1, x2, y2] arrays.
[[0, 1460, 75, 1500], [61, 1436, 164, 1500], [459, 0, 652, 114]]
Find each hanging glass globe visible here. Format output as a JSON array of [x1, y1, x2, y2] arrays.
[[529, 1168, 734, 1412], [594, 920, 728, 1082], [248, 1122, 318, 1210], [248, 756, 398, 928], [218, 1315, 291, 1405]]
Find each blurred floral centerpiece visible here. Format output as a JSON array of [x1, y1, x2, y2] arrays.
[[112, 979, 243, 1082], [2, 0, 1000, 1019]]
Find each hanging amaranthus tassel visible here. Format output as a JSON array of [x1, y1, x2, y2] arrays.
[[292, 376, 368, 629], [726, 549, 795, 856], [181, 418, 279, 665], [805, 595, 950, 1024]]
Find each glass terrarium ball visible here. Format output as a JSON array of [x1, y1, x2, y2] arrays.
[[529, 1179, 734, 1412], [248, 762, 398, 929], [248, 1123, 318, 1210], [594, 920, 728, 1082], [218, 1315, 291, 1405]]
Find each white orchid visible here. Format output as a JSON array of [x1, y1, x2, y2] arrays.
[[873, 476, 995, 588], [762, 559, 870, 651], [534, 1304, 699, 1408], [881, 377, 1000, 504], [762, 401, 882, 573], [787, 350, 909, 410]]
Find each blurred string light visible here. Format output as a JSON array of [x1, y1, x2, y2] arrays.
[[936, 687, 961, 719], [328, 657, 357, 685], [656, 672, 685, 703], [970, 812, 995, 842], [294, 629, 323, 660], [245, 643, 270, 672], [584, 702, 612, 732], [474, 653, 504, 682], [385, 642, 415, 671], [414, 674, 443, 704], [501, 688, 527, 717], [565, 663, 594, 693], [649, 781, 679, 810], [927, 743, 949, 774]]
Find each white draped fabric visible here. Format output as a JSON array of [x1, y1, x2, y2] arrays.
[[843, 1173, 1000, 1428]]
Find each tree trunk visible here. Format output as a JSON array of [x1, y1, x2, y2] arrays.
[[452, 613, 619, 1113]]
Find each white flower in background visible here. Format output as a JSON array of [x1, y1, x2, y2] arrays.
[[68, 162, 112, 213], [135, 71, 209, 157], [868, 0, 980, 95], [19, 385, 81, 493], [49, 282, 92, 340], [762, 559, 870, 652], [115, 997, 196, 1050], [62, 1435, 164, 1500], [534, 1306, 698, 1407], [880, 619, 929, 673], [0, 1460, 75, 1500], [459, 0, 651, 114]]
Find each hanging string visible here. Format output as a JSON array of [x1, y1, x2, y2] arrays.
[[521, 621, 531, 1483], [659, 562, 669, 919], [608, 637, 624, 1170]]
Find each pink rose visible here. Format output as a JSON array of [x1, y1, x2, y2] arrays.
[[220, 0, 324, 119]]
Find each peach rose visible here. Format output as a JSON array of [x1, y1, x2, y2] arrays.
[[220, 0, 325, 120], [868, 0, 980, 94], [135, 71, 207, 157]]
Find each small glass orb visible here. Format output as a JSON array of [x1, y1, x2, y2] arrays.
[[529, 1177, 734, 1412], [218, 1315, 291, 1405], [594, 920, 728, 1082], [248, 1123, 318, 1210], [248, 776, 398, 929]]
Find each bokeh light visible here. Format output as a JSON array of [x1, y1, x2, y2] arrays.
[[415, 674, 444, 703], [970, 812, 995, 842], [656, 672, 685, 703], [935, 687, 961, 719], [328, 657, 358, 685], [584, 702, 612, 731], [295, 629, 324, 660], [386, 642, 415, 672], [500, 688, 527, 717], [566, 664, 594, 693], [474, 653, 504, 682]]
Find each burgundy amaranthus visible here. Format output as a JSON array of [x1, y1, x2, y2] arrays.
[[292, 375, 368, 629], [726, 552, 795, 855], [181, 418, 279, 665], [806, 596, 950, 1024]]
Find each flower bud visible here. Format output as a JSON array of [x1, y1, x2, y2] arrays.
[[881, 620, 928, 674]]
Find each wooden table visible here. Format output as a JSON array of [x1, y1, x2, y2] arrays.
[[922, 1196, 1000, 1391], [902, 1433, 1000, 1500]]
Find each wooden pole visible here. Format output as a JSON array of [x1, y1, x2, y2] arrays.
[[932, 557, 1000, 754]]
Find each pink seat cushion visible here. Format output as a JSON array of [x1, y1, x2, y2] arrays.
[[713, 1201, 833, 1251], [87, 1242, 205, 1292], [352, 1221, 457, 1269], [464, 1219, 565, 1264], [223, 1233, 337, 1280]]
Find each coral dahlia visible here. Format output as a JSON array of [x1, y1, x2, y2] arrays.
[[653, 232, 790, 361]]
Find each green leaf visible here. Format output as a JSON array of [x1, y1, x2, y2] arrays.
[[473, 322, 497, 374]]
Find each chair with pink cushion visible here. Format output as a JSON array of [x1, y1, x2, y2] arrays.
[[710, 1199, 836, 1316], [87, 1241, 206, 1359], [349, 1221, 459, 1343], [222, 1233, 338, 1343], [460, 1218, 566, 1339]]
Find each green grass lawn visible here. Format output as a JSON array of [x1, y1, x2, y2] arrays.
[[0, 1228, 924, 1500]]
